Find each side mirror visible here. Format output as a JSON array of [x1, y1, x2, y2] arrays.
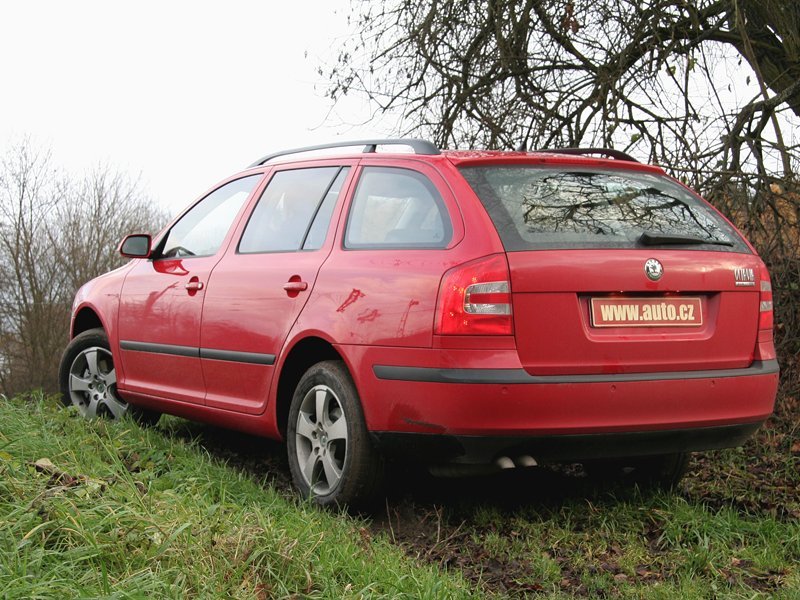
[[119, 234, 152, 258]]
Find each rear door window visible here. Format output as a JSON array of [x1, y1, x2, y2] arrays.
[[344, 167, 452, 249], [460, 166, 748, 252], [238, 167, 349, 253]]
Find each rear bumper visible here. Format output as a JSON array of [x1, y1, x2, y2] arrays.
[[372, 421, 765, 464], [342, 344, 778, 463]]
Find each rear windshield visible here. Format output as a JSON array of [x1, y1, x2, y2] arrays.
[[460, 166, 748, 252]]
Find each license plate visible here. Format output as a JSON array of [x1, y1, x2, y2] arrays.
[[590, 297, 703, 327]]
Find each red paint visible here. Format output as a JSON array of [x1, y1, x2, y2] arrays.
[[67, 147, 778, 464]]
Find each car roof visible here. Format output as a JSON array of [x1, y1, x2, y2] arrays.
[[247, 139, 666, 176]]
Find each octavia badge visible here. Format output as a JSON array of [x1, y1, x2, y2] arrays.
[[644, 258, 663, 281]]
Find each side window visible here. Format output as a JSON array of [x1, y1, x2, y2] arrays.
[[303, 168, 349, 250], [344, 167, 452, 249], [239, 166, 348, 253], [161, 175, 261, 258]]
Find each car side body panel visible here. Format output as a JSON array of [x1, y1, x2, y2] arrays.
[[117, 255, 216, 403], [197, 162, 357, 415]]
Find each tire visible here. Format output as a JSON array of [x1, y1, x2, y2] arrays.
[[584, 452, 689, 491], [287, 360, 384, 508], [59, 328, 160, 425]]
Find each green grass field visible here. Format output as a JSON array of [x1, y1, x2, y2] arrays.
[[0, 393, 472, 599], [1, 393, 798, 599]]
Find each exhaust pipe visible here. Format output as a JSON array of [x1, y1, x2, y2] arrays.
[[430, 455, 540, 477], [495, 455, 539, 470], [495, 456, 515, 470], [516, 455, 538, 467]]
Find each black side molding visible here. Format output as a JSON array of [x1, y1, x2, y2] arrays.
[[120, 340, 197, 358], [199, 348, 275, 366], [120, 340, 275, 366], [373, 360, 779, 385]]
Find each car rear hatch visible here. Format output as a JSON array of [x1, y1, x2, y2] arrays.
[[459, 162, 764, 375]]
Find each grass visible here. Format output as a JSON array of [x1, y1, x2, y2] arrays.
[[2, 392, 798, 599], [437, 492, 799, 598], [372, 409, 800, 599], [0, 392, 473, 598]]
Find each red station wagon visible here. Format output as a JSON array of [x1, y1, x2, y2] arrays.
[[60, 139, 779, 506]]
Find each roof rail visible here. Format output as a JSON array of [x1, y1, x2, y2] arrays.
[[249, 138, 440, 167], [533, 147, 638, 162]]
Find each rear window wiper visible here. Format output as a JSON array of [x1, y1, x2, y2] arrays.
[[637, 231, 734, 247]]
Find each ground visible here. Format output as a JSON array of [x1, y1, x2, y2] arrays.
[[160, 396, 800, 598]]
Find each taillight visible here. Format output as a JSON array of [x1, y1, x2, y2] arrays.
[[755, 270, 776, 361], [759, 277, 773, 330], [435, 254, 513, 335]]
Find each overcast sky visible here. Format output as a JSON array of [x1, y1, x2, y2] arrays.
[[0, 1, 383, 216]]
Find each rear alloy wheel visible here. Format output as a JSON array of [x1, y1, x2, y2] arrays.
[[584, 452, 689, 491], [59, 328, 159, 424], [287, 360, 383, 508]]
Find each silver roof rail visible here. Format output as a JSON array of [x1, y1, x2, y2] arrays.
[[249, 138, 441, 167]]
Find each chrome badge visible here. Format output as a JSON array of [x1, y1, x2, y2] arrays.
[[734, 267, 755, 286], [644, 258, 663, 281]]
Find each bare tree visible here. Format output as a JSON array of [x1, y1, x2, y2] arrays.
[[55, 165, 165, 293], [0, 140, 166, 395], [329, 1, 797, 174], [326, 0, 800, 393], [0, 142, 63, 394]]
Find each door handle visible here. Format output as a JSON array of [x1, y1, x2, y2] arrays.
[[185, 280, 204, 291], [283, 281, 308, 292]]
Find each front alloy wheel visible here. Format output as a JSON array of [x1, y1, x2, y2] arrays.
[[59, 327, 160, 425], [60, 329, 128, 419]]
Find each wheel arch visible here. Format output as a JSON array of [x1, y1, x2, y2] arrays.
[[71, 306, 106, 338], [274, 336, 344, 438]]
